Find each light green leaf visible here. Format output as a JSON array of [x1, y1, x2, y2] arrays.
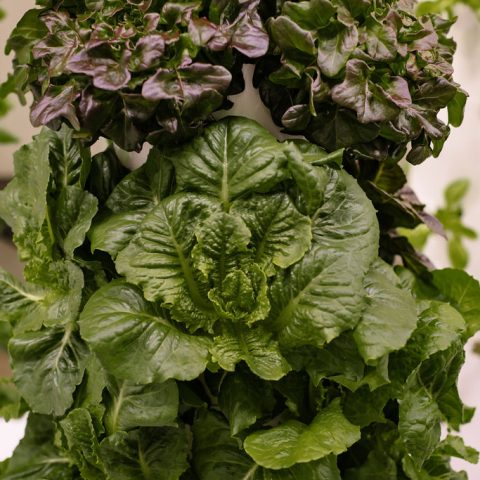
[[218, 369, 275, 435], [231, 194, 312, 274], [116, 194, 217, 307], [104, 377, 179, 433], [432, 269, 480, 336], [211, 324, 290, 381], [9, 325, 89, 416], [444, 179, 470, 208], [79, 282, 211, 383], [174, 117, 288, 210], [55, 186, 98, 257], [193, 410, 341, 480], [60, 408, 106, 480], [0, 130, 51, 262], [100, 427, 189, 480], [192, 211, 270, 324], [270, 168, 379, 348], [447, 89, 468, 128], [244, 398, 360, 469], [354, 259, 418, 364]]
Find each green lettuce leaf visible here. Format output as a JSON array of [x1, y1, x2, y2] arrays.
[[193, 409, 342, 479], [103, 377, 179, 433], [79, 282, 211, 383], [9, 325, 89, 416], [244, 399, 360, 469]]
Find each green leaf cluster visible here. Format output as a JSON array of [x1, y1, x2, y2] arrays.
[[2, 0, 269, 151], [0, 117, 479, 479]]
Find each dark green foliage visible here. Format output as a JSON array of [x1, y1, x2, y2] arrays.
[[0, 118, 478, 479]]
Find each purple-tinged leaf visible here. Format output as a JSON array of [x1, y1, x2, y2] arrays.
[[142, 63, 231, 107], [282, 104, 311, 131], [67, 49, 132, 91], [317, 24, 358, 78], [130, 35, 165, 71], [383, 77, 412, 108], [363, 16, 398, 61], [331, 59, 399, 123], [230, 8, 269, 58], [30, 85, 80, 129], [269, 16, 316, 58]]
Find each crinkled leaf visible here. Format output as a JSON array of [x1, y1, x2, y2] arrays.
[[9, 325, 89, 416], [142, 63, 231, 106], [0, 262, 83, 333], [104, 378, 179, 433], [211, 324, 290, 381], [60, 408, 106, 480], [100, 427, 189, 480], [115, 194, 217, 326], [0, 131, 51, 262], [30, 85, 80, 129], [331, 59, 404, 123], [79, 282, 211, 383], [231, 193, 312, 274], [244, 399, 360, 469], [174, 117, 288, 209], [192, 211, 270, 324]]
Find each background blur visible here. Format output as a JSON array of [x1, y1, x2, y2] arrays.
[[1, 0, 480, 476]]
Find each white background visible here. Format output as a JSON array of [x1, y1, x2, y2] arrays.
[[1, 1, 480, 476]]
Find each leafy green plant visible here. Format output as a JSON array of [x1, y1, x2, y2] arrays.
[[399, 179, 478, 269], [1, 1, 480, 479], [0, 117, 479, 479]]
